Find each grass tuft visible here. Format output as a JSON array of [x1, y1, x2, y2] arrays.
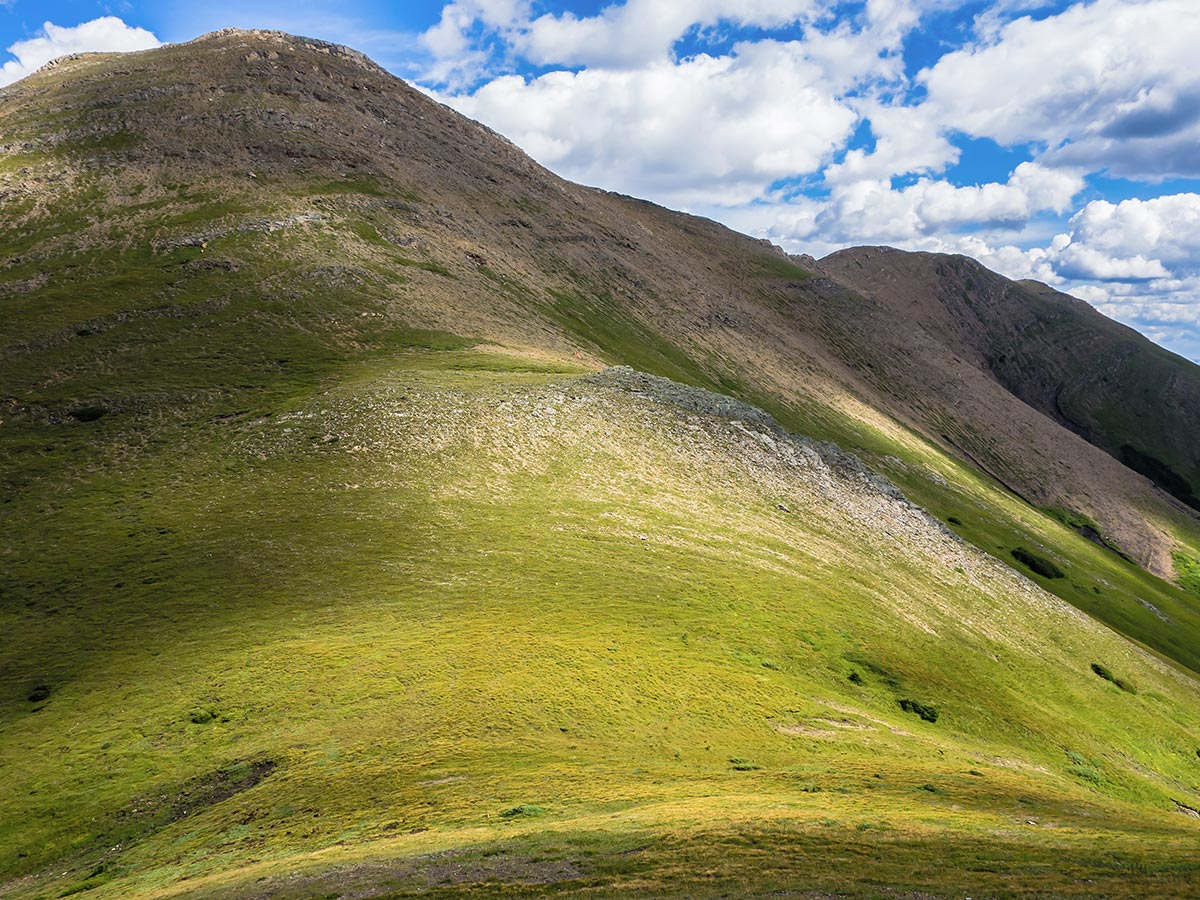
[[500, 804, 546, 819]]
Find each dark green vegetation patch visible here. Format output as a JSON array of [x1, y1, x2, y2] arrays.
[[898, 699, 940, 723], [1175, 552, 1200, 598], [500, 804, 546, 819], [1011, 547, 1065, 579], [729, 757, 762, 771], [1091, 663, 1137, 693]]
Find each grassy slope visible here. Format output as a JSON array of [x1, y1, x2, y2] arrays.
[[2, 38, 1200, 899], [4, 348, 1200, 900], [524, 271, 1200, 677], [3, 35, 1197, 683]]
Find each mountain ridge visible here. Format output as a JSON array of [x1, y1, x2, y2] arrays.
[[820, 244, 1200, 518], [3, 29, 1200, 900]]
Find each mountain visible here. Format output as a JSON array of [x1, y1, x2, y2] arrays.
[[2, 29, 1200, 900], [821, 246, 1200, 517]]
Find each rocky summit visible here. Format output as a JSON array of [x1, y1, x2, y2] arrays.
[[2, 29, 1200, 900]]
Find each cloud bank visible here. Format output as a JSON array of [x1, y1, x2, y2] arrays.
[[0, 17, 160, 87]]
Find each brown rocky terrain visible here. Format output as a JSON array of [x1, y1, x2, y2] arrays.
[[822, 246, 1200, 513]]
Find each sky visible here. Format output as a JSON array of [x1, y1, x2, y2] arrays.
[[3, 2, 1200, 361]]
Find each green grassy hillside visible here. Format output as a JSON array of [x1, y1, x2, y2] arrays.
[[4, 350, 1200, 900], [3, 29, 1200, 900]]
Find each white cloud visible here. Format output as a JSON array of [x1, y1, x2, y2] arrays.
[[920, 0, 1200, 179], [1051, 244, 1170, 282], [430, 0, 953, 207], [785, 162, 1085, 246], [440, 40, 859, 207], [0, 17, 161, 88], [420, 0, 531, 83], [419, 0, 831, 75], [1064, 194, 1200, 271], [417, 0, 932, 87], [824, 102, 958, 184], [517, 0, 825, 69]]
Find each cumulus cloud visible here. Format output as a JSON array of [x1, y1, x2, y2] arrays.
[[920, 0, 1200, 179], [1064, 194, 1200, 271], [824, 102, 958, 184], [0, 17, 161, 88], [423, 0, 829, 73], [1051, 244, 1170, 282], [440, 40, 860, 206], [767, 162, 1086, 246], [518, 0, 826, 68], [420, 0, 531, 84], [431, 0, 948, 206]]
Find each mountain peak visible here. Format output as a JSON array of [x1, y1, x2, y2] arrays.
[[176, 26, 387, 73]]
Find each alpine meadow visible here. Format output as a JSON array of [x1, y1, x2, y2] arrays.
[[3, 25, 1200, 900]]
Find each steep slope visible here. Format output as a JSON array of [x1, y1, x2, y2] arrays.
[[822, 246, 1200, 516], [3, 29, 1199, 677], [3, 30, 1200, 900], [5, 348, 1200, 900]]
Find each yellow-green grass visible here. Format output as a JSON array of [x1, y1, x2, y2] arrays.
[[2, 170, 1200, 900], [3, 167, 1197, 682], [4, 349, 1200, 899]]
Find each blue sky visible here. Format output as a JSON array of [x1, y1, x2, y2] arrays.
[[4, 1, 1200, 362]]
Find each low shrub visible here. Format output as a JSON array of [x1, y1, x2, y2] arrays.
[[1069, 763, 1104, 785], [1091, 662, 1136, 693], [1011, 547, 1064, 579], [844, 653, 901, 689], [729, 757, 761, 771], [68, 404, 108, 422], [898, 698, 939, 723], [500, 804, 545, 819], [1065, 752, 1111, 786], [1175, 552, 1200, 597]]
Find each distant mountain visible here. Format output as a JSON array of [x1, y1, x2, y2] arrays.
[[2, 29, 1200, 900], [822, 246, 1200, 515]]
